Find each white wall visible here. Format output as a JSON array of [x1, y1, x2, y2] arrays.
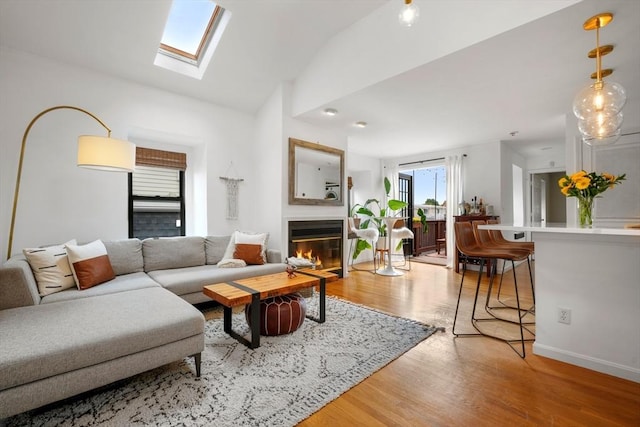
[[0, 47, 263, 259], [499, 142, 526, 225], [253, 83, 285, 250]]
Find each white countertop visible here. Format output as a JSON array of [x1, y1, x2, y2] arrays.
[[479, 222, 640, 237]]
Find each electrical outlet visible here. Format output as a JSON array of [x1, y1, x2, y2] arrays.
[[558, 307, 571, 325]]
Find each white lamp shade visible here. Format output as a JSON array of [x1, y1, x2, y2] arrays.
[[573, 80, 627, 120], [77, 135, 136, 172]]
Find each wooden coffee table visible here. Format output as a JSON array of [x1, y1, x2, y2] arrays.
[[203, 269, 338, 349]]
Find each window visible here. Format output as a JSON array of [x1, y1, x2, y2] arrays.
[[154, 0, 230, 79], [129, 148, 186, 239]]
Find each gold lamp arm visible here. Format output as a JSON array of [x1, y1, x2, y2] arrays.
[[7, 105, 114, 259]]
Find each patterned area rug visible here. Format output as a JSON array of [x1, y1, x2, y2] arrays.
[[7, 296, 438, 427]]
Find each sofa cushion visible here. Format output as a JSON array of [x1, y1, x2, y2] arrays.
[[0, 287, 204, 392], [40, 272, 160, 304], [66, 240, 115, 290], [148, 263, 287, 297], [205, 235, 231, 265], [143, 236, 205, 272], [103, 239, 144, 276], [22, 240, 77, 296]]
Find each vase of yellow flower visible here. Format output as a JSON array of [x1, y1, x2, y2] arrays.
[[558, 170, 626, 228], [577, 196, 594, 228]]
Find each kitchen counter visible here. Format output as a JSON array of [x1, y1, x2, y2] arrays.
[[479, 223, 640, 382]]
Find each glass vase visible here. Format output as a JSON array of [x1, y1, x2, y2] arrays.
[[577, 197, 593, 228]]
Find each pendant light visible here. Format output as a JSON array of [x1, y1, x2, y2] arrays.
[[572, 13, 626, 145], [399, 0, 419, 27]]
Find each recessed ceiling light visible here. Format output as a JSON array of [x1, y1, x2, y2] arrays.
[[355, 121, 367, 128], [541, 146, 553, 151], [323, 108, 338, 116]]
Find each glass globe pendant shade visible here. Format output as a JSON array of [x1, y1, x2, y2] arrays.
[[577, 110, 623, 138], [573, 80, 627, 120], [399, 1, 419, 27], [582, 129, 621, 146]]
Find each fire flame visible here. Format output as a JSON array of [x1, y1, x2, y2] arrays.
[[296, 249, 314, 260], [294, 248, 322, 268]]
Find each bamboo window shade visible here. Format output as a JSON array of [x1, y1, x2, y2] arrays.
[[136, 147, 186, 170]]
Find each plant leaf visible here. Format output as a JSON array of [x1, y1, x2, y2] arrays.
[[384, 177, 391, 196], [388, 199, 408, 211]]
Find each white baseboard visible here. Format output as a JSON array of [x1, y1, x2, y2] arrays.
[[533, 342, 640, 383]]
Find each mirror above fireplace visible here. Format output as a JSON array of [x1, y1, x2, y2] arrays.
[[288, 138, 344, 206]]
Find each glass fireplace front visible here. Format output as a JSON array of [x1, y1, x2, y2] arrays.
[[288, 220, 343, 277]]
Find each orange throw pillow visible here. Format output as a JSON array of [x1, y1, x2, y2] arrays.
[[234, 243, 264, 265]]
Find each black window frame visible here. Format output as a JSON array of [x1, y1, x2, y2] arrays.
[[128, 168, 186, 238]]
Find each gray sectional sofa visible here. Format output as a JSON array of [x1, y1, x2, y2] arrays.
[[0, 235, 285, 419]]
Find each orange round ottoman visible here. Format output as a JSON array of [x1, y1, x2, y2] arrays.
[[245, 293, 307, 336]]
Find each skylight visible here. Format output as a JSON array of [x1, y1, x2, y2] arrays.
[[155, 0, 230, 79]]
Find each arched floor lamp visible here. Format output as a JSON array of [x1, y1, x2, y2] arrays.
[[6, 105, 136, 259]]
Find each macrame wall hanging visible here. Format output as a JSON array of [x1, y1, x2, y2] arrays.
[[219, 162, 244, 220]]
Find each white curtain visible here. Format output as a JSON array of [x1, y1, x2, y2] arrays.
[[445, 155, 463, 269]]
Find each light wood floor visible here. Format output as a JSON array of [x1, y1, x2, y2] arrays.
[[299, 261, 640, 426]]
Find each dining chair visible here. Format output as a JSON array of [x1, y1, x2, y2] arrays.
[[348, 217, 380, 274], [390, 219, 414, 270]]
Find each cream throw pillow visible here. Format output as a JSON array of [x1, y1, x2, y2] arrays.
[[23, 239, 77, 296], [66, 240, 115, 290], [219, 231, 269, 265]]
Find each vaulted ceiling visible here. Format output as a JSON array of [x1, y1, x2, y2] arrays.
[[1, 0, 638, 158]]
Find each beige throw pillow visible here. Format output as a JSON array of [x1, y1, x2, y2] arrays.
[[23, 239, 77, 296]]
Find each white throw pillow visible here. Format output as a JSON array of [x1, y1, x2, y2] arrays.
[[23, 239, 77, 296], [66, 240, 115, 290], [219, 231, 269, 265]]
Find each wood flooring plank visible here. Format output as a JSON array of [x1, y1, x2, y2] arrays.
[[298, 261, 640, 426]]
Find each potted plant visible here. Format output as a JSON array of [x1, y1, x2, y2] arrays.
[[350, 177, 427, 259]]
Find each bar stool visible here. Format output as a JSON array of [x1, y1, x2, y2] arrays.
[[483, 220, 535, 310], [348, 217, 379, 273], [471, 221, 535, 322], [452, 221, 534, 358]]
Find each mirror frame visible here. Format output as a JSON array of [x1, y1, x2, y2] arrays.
[[288, 138, 344, 206]]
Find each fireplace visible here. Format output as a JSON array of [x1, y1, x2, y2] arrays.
[[288, 220, 343, 277]]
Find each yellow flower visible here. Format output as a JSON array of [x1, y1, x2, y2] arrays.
[[561, 186, 571, 196], [570, 170, 587, 181], [602, 172, 617, 187], [558, 177, 570, 188], [574, 176, 591, 190]]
